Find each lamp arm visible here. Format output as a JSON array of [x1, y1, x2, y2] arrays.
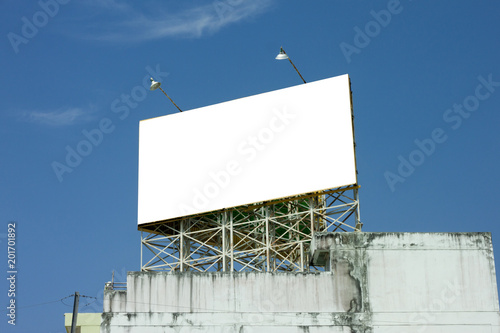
[[288, 58, 306, 84]]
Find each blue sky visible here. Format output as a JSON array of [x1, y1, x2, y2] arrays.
[[1, 0, 500, 331]]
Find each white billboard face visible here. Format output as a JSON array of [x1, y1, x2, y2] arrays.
[[138, 74, 356, 225]]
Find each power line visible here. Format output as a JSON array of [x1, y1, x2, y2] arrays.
[[18, 293, 96, 310], [79, 294, 98, 308], [19, 294, 74, 309], [61, 298, 74, 307]]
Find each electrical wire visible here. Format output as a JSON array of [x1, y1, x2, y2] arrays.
[[79, 294, 98, 309], [19, 294, 74, 309]]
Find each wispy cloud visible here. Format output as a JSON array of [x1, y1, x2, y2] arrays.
[[20, 107, 96, 126], [74, 0, 273, 42]]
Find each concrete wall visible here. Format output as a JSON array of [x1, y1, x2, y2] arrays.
[[101, 232, 500, 332], [65, 313, 101, 333], [311, 232, 500, 332]]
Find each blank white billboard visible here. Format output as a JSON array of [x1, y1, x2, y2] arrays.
[[138, 74, 356, 225]]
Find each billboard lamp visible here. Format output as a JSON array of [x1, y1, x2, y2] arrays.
[[275, 47, 306, 84], [150, 78, 183, 112]]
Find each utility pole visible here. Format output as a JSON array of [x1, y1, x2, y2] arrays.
[[70, 292, 79, 333]]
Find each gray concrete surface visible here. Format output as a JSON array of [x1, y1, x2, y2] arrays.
[[102, 232, 500, 332]]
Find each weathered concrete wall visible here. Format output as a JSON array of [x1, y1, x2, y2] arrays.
[[102, 272, 371, 332], [311, 232, 500, 332], [102, 233, 500, 332]]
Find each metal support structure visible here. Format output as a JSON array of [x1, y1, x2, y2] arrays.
[[140, 185, 361, 273]]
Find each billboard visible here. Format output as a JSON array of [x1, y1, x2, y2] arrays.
[[138, 74, 356, 225]]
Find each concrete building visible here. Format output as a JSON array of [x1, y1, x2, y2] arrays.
[[101, 232, 500, 332], [64, 313, 101, 333]]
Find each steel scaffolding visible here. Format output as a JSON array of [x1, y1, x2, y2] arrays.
[[140, 185, 361, 272]]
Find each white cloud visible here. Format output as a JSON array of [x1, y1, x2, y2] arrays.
[[75, 0, 273, 42], [21, 107, 95, 126]]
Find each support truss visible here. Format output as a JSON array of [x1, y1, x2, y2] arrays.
[[140, 185, 361, 272]]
